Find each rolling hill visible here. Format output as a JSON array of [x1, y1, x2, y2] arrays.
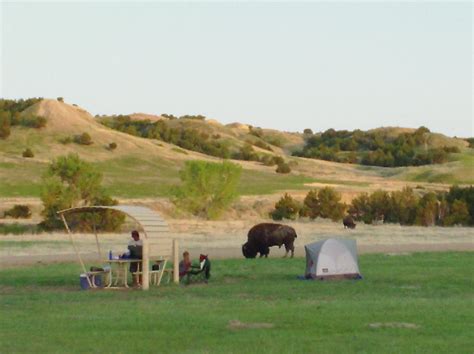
[[0, 98, 472, 200]]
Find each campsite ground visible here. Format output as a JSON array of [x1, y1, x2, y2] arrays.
[[0, 252, 473, 353]]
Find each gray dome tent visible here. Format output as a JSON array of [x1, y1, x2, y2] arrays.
[[305, 239, 362, 280]]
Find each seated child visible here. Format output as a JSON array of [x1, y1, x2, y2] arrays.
[[179, 251, 192, 279]]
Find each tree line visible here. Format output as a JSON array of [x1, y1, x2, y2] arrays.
[[271, 186, 474, 227], [293, 127, 462, 167], [100, 115, 292, 173], [0, 98, 46, 139]]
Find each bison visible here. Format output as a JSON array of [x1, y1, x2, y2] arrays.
[[343, 215, 356, 229], [242, 223, 297, 258]]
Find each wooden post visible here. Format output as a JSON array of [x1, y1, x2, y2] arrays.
[[142, 237, 149, 291], [92, 215, 102, 261], [60, 213, 92, 288], [173, 239, 179, 284]]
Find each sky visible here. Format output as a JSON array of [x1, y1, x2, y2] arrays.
[[1, 1, 472, 137]]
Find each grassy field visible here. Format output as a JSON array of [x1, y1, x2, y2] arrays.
[[0, 252, 472, 353]]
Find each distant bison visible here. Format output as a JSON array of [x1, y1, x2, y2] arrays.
[[242, 223, 297, 258], [343, 215, 356, 229]]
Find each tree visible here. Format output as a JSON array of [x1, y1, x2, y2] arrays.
[[173, 161, 242, 219], [0, 110, 11, 139], [443, 200, 470, 226], [386, 187, 419, 225], [349, 193, 373, 224], [40, 154, 123, 230], [303, 128, 313, 135], [57, 97, 64, 102], [302, 187, 345, 221], [302, 190, 320, 219], [271, 193, 301, 221], [368, 190, 391, 223], [415, 192, 439, 226]]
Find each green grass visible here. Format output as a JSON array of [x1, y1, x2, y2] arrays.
[[238, 170, 315, 195], [0, 223, 40, 235], [0, 240, 69, 248], [0, 252, 472, 353]]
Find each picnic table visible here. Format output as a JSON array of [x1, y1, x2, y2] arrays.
[[104, 258, 168, 288]]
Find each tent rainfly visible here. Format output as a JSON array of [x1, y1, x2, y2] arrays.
[[304, 239, 362, 280], [57, 205, 178, 290]]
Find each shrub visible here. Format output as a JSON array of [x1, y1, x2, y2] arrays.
[[57, 97, 64, 102], [303, 128, 313, 135], [276, 162, 291, 174], [443, 199, 470, 226], [40, 154, 123, 231], [415, 192, 439, 226], [108, 142, 117, 151], [233, 144, 260, 161], [59, 136, 73, 144], [446, 185, 474, 225], [4, 205, 32, 219], [74, 132, 93, 145], [173, 161, 242, 219], [348, 193, 372, 224], [303, 187, 345, 221], [253, 140, 273, 151], [249, 126, 264, 138], [442, 146, 461, 153], [22, 148, 34, 158], [385, 187, 419, 225], [270, 193, 301, 220], [0, 110, 11, 139]]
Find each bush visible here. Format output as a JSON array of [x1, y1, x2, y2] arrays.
[[276, 162, 291, 174], [443, 199, 470, 226], [302, 187, 345, 221], [57, 97, 64, 102], [173, 161, 242, 219], [22, 148, 34, 158], [40, 154, 123, 231], [303, 128, 313, 135], [74, 132, 93, 145], [270, 194, 301, 221], [108, 142, 117, 151], [253, 140, 273, 151], [0, 110, 11, 139], [4, 205, 31, 219], [59, 136, 73, 144], [415, 192, 439, 226]]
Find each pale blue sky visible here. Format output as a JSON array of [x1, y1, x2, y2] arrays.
[[1, 1, 472, 137]]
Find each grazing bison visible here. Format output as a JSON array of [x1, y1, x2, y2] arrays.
[[343, 215, 356, 229], [242, 223, 297, 258]]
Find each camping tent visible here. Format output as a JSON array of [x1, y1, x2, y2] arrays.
[[304, 239, 362, 280]]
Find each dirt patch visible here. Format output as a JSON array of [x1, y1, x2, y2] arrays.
[[227, 320, 274, 330], [369, 322, 420, 329]]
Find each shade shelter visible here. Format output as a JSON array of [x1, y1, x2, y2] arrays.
[[305, 239, 361, 280], [58, 205, 179, 290]]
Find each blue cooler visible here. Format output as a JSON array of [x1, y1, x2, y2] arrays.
[[79, 273, 102, 290]]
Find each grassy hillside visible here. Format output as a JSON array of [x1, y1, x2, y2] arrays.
[[0, 99, 472, 200]]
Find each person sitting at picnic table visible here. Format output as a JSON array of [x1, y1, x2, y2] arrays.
[[179, 251, 192, 279], [128, 230, 143, 286]]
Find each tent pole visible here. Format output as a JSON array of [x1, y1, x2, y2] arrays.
[[92, 214, 102, 261], [60, 213, 92, 287]]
